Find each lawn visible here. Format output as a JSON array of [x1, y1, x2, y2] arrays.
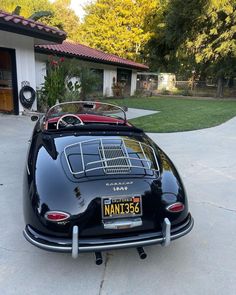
[[103, 97, 236, 132]]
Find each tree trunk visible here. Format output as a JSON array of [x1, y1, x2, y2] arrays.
[[216, 76, 224, 98]]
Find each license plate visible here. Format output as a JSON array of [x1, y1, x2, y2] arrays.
[[102, 196, 142, 219]]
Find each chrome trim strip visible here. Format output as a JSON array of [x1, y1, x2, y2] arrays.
[[72, 226, 79, 259], [23, 215, 194, 253], [26, 164, 30, 175], [79, 142, 85, 171]]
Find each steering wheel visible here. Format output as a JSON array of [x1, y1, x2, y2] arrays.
[[56, 114, 84, 129]]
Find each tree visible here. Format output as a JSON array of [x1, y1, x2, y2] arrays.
[[45, 0, 81, 42], [29, 11, 53, 21], [0, 0, 81, 41], [0, 0, 52, 19], [185, 0, 236, 96], [79, 0, 158, 61], [143, 0, 172, 72], [145, 0, 207, 74], [145, 0, 236, 96]]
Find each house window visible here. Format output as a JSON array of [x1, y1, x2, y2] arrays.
[[91, 69, 104, 95]]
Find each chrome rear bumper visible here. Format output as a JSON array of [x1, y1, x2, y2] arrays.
[[23, 214, 194, 256]]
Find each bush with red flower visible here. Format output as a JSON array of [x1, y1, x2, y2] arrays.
[[39, 56, 100, 108], [40, 55, 69, 107]]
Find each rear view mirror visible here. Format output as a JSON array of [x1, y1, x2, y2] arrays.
[[122, 106, 128, 112], [31, 115, 39, 122], [83, 103, 95, 109]]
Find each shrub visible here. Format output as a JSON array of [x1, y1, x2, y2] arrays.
[[40, 57, 100, 107], [160, 89, 170, 95], [41, 56, 68, 107]]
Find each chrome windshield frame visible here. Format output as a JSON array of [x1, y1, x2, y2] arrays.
[[44, 101, 127, 123]]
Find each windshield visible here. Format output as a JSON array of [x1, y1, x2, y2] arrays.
[[45, 101, 126, 122]]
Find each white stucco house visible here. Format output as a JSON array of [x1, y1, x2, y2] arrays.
[[0, 10, 66, 114], [0, 10, 148, 115], [35, 42, 148, 98]]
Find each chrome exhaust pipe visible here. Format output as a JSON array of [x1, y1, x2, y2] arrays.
[[137, 247, 147, 259], [95, 252, 103, 265]]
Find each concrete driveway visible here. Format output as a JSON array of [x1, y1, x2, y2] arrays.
[[0, 113, 235, 295]]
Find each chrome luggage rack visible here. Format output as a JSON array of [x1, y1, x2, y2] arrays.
[[64, 138, 160, 176]]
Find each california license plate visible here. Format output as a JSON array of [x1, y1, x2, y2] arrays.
[[102, 196, 142, 219]]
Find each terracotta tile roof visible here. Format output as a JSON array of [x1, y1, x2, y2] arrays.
[[0, 10, 66, 42], [36, 41, 149, 70]]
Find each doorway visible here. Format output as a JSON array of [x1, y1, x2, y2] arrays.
[[117, 68, 132, 96], [0, 48, 18, 114]]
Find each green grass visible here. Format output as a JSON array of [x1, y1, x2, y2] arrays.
[[103, 97, 236, 132]]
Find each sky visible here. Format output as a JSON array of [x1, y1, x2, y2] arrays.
[[70, 0, 91, 20], [50, 0, 91, 20]]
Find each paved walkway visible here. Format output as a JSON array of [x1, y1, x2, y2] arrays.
[[0, 113, 235, 295], [126, 108, 158, 119]]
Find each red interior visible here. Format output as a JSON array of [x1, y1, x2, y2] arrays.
[[46, 113, 130, 128]]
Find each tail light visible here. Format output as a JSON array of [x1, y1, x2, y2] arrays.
[[166, 202, 185, 213], [45, 211, 70, 222]]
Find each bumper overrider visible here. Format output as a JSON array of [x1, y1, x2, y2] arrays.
[[23, 214, 193, 258]]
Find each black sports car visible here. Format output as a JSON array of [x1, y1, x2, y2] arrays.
[[23, 101, 193, 264]]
